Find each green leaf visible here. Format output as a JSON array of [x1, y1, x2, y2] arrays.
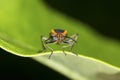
[[0, 0, 120, 80], [32, 52, 120, 80]]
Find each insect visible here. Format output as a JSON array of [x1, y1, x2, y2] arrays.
[[40, 29, 78, 59]]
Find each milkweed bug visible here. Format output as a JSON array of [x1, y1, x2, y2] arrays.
[[40, 29, 78, 59]]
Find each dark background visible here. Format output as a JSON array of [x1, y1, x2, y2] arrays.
[[0, 0, 120, 80], [45, 0, 120, 40]]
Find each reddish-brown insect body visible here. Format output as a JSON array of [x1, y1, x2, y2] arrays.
[[50, 29, 67, 44], [40, 29, 78, 59]]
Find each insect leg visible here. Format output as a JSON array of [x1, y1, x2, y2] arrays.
[[62, 44, 71, 56], [38, 36, 46, 53], [41, 36, 47, 51], [41, 36, 55, 59], [62, 34, 78, 55], [38, 36, 47, 53], [43, 43, 53, 59], [70, 34, 79, 55]]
